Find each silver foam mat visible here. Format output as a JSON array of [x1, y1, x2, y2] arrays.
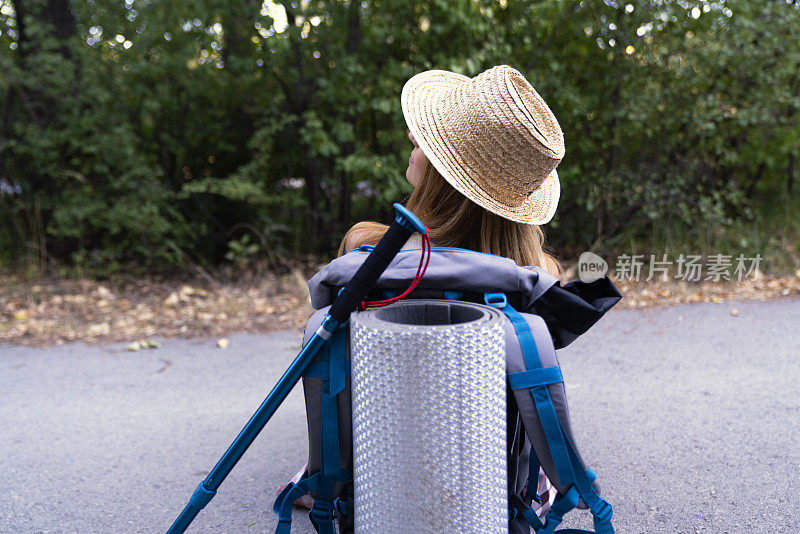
[[350, 300, 507, 533]]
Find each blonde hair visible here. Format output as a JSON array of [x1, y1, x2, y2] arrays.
[[338, 160, 562, 277]]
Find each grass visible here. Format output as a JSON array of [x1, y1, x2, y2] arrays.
[[578, 193, 800, 281]]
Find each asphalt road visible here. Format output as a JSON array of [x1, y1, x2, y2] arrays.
[[1, 298, 799, 534]]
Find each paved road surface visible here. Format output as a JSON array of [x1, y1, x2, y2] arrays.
[[1, 298, 799, 533]]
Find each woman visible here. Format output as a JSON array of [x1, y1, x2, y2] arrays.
[[284, 64, 566, 528], [352, 64, 563, 527], [340, 64, 563, 277]]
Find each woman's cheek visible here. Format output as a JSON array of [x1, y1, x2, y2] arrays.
[[406, 160, 418, 187], [412, 151, 427, 186]]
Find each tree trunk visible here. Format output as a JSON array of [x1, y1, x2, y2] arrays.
[[12, 0, 76, 59], [338, 1, 361, 228], [11, 0, 77, 131], [221, 0, 258, 70], [304, 156, 322, 248]]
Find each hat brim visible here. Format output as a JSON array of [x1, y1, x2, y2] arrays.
[[401, 69, 560, 225]]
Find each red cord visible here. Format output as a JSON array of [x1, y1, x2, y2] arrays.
[[360, 230, 431, 310]]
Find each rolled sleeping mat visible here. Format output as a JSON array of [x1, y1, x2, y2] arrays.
[[350, 300, 507, 534]]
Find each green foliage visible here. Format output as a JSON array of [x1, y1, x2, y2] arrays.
[[0, 0, 798, 272], [224, 233, 259, 268]]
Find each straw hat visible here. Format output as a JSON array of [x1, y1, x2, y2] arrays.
[[401, 65, 565, 225]]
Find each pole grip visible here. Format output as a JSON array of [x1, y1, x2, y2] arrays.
[[328, 203, 424, 324]]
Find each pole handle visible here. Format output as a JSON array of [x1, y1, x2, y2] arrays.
[[328, 203, 424, 324]]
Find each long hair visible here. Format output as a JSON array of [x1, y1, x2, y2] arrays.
[[338, 160, 562, 276]]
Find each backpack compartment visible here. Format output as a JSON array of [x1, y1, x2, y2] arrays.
[[301, 306, 353, 502], [503, 311, 598, 497]]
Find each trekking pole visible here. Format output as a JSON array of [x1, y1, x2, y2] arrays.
[[166, 203, 426, 534]]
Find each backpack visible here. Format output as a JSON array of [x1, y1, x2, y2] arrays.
[[273, 246, 621, 534]]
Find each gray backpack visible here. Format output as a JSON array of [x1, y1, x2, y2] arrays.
[[272, 246, 621, 534]]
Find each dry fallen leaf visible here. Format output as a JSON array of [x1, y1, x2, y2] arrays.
[[4, 259, 795, 348], [731, 308, 739, 317], [95, 286, 113, 298], [127, 341, 142, 351], [217, 337, 229, 349]]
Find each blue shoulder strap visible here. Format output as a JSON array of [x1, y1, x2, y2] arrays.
[[484, 292, 614, 534]]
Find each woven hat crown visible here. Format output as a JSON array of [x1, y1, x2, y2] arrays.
[[402, 65, 565, 224]]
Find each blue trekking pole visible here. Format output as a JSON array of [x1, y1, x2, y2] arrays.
[[166, 203, 426, 534]]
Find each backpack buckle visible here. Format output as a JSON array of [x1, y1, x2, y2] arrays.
[[483, 292, 508, 309], [590, 498, 613, 524], [309, 499, 336, 524]]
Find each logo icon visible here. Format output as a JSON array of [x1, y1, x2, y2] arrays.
[[577, 251, 608, 283]]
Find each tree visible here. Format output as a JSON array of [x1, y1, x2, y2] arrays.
[[1, 0, 798, 270]]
